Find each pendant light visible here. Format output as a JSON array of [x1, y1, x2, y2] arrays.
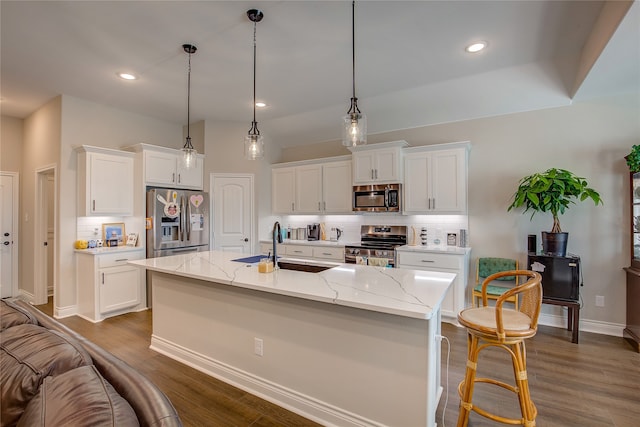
[[245, 9, 265, 160], [181, 43, 197, 169], [342, 1, 366, 147]]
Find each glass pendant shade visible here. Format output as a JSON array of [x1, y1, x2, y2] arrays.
[[244, 133, 264, 160], [181, 143, 196, 169], [342, 111, 367, 147]]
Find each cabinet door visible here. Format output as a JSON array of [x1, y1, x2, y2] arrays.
[[374, 148, 400, 182], [295, 165, 323, 213], [177, 156, 204, 189], [404, 153, 431, 213], [272, 168, 296, 213], [145, 151, 177, 186], [90, 153, 134, 215], [431, 149, 466, 213], [99, 265, 141, 314], [322, 161, 352, 213], [352, 151, 376, 183]]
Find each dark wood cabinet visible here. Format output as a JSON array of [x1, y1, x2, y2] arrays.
[[624, 172, 640, 352]]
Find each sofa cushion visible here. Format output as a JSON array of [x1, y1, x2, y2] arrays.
[[0, 299, 37, 331], [17, 365, 140, 427], [1, 323, 93, 426]]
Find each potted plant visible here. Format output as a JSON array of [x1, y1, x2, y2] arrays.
[[507, 168, 602, 256], [625, 144, 640, 173]]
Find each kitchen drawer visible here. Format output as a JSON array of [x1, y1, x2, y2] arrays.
[[312, 246, 345, 261], [97, 250, 144, 268], [396, 251, 460, 270], [285, 245, 313, 258]]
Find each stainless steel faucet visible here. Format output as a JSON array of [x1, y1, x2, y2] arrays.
[[272, 221, 282, 267]]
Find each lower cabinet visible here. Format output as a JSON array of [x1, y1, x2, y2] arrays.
[[259, 242, 345, 262], [76, 249, 146, 322], [396, 248, 470, 324]]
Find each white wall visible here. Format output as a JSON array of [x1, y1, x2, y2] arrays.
[[278, 92, 640, 330]]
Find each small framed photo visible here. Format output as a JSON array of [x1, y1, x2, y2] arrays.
[[447, 233, 457, 246], [103, 223, 125, 246], [126, 232, 139, 247]]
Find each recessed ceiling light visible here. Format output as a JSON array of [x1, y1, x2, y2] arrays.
[[255, 102, 266, 108], [117, 72, 137, 80], [465, 41, 487, 53]]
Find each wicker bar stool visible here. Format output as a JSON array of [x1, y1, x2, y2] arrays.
[[456, 270, 543, 427]]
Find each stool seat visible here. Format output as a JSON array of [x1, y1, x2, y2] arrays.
[[459, 306, 532, 332], [456, 270, 542, 427]]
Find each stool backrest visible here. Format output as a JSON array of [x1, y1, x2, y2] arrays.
[[482, 270, 543, 338]]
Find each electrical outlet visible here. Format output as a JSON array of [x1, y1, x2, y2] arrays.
[[595, 295, 605, 307], [254, 338, 263, 356]]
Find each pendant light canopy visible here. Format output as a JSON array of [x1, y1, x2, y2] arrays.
[[245, 9, 265, 160], [342, 1, 366, 147], [181, 43, 197, 169]]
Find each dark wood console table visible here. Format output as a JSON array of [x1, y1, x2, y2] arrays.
[[542, 297, 580, 344]]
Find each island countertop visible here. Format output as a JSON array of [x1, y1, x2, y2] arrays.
[[129, 250, 455, 320]]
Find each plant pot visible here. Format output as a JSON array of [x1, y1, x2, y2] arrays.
[[541, 232, 568, 257]]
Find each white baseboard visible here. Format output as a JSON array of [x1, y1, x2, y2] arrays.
[[150, 335, 387, 427], [538, 312, 625, 337]]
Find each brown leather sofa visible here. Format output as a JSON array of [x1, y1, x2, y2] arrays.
[[0, 299, 182, 427]]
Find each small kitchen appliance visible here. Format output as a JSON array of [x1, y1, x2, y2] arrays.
[[330, 227, 343, 241], [345, 225, 407, 267], [307, 223, 320, 241]]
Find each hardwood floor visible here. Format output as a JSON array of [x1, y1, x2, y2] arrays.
[[34, 301, 639, 427]]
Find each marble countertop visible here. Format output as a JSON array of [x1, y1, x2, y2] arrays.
[[75, 246, 144, 255], [129, 250, 455, 320], [396, 245, 471, 255]]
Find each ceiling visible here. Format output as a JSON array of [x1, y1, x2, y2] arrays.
[[1, 1, 638, 148]]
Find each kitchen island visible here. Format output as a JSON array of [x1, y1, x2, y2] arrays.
[[129, 250, 455, 427]]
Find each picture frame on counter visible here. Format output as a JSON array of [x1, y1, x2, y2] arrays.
[[126, 232, 138, 247], [103, 223, 125, 246]]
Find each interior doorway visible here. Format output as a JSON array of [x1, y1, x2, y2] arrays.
[[34, 166, 56, 306], [0, 172, 19, 298], [211, 174, 254, 254]]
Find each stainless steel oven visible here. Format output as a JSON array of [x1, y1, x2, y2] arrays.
[[345, 225, 407, 267], [353, 184, 401, 212]]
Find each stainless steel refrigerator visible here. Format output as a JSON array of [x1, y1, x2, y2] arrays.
[[146, 188, 209, 258]]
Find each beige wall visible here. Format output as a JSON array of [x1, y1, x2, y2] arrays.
[[279, 92, 640, 328], [1, 116, 23, 172], [21, 96, 62, 297]]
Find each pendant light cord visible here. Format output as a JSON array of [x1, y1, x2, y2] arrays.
[[348, 1, 360, 115], [251, 20, 259, 134], [187, 50, 192, 143]]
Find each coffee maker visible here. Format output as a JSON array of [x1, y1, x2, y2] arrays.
[[307, 223, 320, 241]]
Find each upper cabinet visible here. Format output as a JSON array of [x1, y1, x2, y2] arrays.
[[76, 146, 134, 216], [403, 143, 469, 214], [271, 158, 352, 214], [127, 143, 204, 190], [349, 141, 408, 185]]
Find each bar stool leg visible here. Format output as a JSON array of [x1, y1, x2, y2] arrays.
[[457, 333, 480, 427], [512, 341, 536, 426]]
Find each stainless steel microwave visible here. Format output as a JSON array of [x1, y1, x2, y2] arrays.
[[353, 184, 401, 212]]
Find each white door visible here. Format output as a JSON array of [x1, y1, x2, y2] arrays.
[[212, 174, 254, 254], [1, 173, 18, 298]]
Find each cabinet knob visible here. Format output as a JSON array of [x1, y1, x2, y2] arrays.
[[3, 241, 9, 246], [244, 238, 249, 242]]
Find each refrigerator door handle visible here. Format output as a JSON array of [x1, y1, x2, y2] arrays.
[[187, 195, 192, 241], [179, 196, 185, 241]]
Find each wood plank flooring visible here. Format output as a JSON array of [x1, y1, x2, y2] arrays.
[[34, 301, 639, 427]]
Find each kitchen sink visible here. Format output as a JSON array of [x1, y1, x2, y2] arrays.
[[277, 259, 338, 273]]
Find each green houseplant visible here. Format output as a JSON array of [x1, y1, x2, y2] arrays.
[[625, 145, 640, 172], [507, 168, 602, 256]]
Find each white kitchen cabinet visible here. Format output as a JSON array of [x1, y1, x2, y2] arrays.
[[271, 158, 352, 214], [76, 249, 146, 322], [396, 248, 470, 324], [350, 141, 408, 184], [260, 242, 345, 262], [126, 143, 204, 190], [272, 167, 297, 213], [403, 145, 468, 214], [76, 146, 134, 216]]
